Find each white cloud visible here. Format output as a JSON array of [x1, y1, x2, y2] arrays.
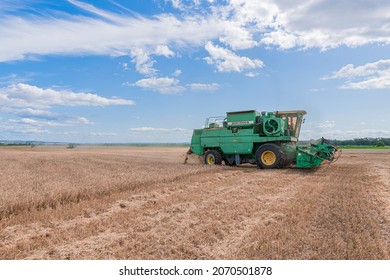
[[0, 83, 132, 134], [245, 72, 259, 78], [258, 0, 390, 50], [218, 0, 390, 51], [187, 83, 220, 91], [130, 48, 157, 76], [1, 119, 53, 136], [0, 73, 33, 85], [7, 117, 92, 127], [204, 41, 264, 73], [260, 30, 298, 50], [120, 62, 129, 70], [155, 45, 175, 57], [0, 2, 223, 63], [74, 117, 93, 125], [9, 118, 39, 125], [89, 132, 117, 136], [131, 77, 185, 94], [165, 0, 202, 11], [323, 59, 390, 89], [128, 77, 221, 94], [316, 120, 336, 128], [0, 83, 135, 109], [2, 107, 60, 120], [129, 127, 188, 133], [0, 0, 389, 76], [219, 22, 259, 50], [172, 69, 182, 77], [218, 0, 279, 50]]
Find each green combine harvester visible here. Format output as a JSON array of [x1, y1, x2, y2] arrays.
[[187, 110, 340, 169]]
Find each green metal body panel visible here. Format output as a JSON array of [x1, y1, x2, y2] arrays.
[[296, 148, 324, 168], [296, 142, 338, 168], [190, 129, 204, 155], [226, 110, 259, 128]]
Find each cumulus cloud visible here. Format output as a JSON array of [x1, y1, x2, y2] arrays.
[[323, 59, 390, 89], [259, 0, 390, 50], [0, 83, 135, 109], [0, 83, 133, 134], [204, 41, 264, 73], [155, 45, 175, 57], [130, 48, 157, 76]]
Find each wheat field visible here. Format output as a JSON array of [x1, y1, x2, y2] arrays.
[[0, 146, 389, 259]]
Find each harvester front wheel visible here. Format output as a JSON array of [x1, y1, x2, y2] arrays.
[[255, 144, 284, 169], [204, 150, 222, 165]]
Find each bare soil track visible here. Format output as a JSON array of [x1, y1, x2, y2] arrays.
[[0, 146, 389, 259]]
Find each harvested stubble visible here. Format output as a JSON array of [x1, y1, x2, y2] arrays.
[[0, 146, 207, 220], [0, 147, 389, 260]]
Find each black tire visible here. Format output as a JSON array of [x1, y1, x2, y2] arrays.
[[204, 150, 222, 165], [255, 144, 284, 169]]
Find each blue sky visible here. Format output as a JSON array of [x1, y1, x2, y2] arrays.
[[0, 0, 389, 143]]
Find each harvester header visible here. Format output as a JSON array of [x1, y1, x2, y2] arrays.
[[188, 109, 339, 169]]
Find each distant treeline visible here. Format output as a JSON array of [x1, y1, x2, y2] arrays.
[[299, 138, 389, 146], [329, 138, 389, 146], [0, 142, 33, 146]]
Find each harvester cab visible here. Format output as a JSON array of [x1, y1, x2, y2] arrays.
[[187, 109, 340, 169]]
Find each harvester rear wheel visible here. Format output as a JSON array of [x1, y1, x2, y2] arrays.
[[204, 150, 222, 165], [255, 144, 284, 169]]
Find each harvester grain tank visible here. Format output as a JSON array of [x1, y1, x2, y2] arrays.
[[187, 110, 339, 169]]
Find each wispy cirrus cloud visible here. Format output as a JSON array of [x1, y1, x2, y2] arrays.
[[0, 1, 222, 63], [1, 0, 389, 75]]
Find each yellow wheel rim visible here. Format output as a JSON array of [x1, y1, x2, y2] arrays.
[[261, 151, 276, 166], [207, 155, 215, 165]]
